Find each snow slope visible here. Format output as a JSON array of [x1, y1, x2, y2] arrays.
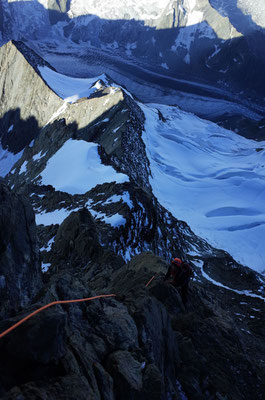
[[210, 0, 265, 31], [38, 66, 109, 102], [141, 103, 265, 273], [40, 140, 129, 194], [68, 0, 166, 20]]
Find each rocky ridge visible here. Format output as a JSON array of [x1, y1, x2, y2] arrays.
[[1, 40, 264, 274], [0, 185, 265, 399], [1, 41, 221, 267], [1, 0, 265, 107], [0, 39, 265, 400], [0, 41, 63, 153]]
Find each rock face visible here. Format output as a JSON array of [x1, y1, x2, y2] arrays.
[[0, 41, 63, 153], [0, 251, 264, 400], [0, 181, 42, 319], [1, 1, 265, 106]]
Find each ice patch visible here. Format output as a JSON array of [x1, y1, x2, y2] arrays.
[[187, 10, 203, 26], [125, 42, 137, 57], [88, 207, 126, 228], [33, 151, 44, 162], [184, 53, 190, 64], [41, 263, 51, 273], [161, 63, 169, 70], [207, 45, 221, 62], [103, 192, 133, 209], [113, 125, 122, 133], [0, 145, 23, 177], [40, 236, 55, 252], [69, 0, 165, 21], [104, 213, 126, 227], [46, 102, 68, 125], [93, 118, 110, 127], [19, 161, 28, 174], [36, 207, 79, 226]]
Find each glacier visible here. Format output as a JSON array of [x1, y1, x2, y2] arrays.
[[140, 102, 265, 272]]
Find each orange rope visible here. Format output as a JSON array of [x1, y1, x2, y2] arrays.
[[145, 274, 156, 288], [0, 294, 116, 340], [0, 273, 158, 340]]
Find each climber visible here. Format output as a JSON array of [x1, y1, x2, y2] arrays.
[[164, 257, 193, 305]]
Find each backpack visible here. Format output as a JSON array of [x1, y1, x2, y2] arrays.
[[181, 262, 193, 278], [167, 261, 193, 287]]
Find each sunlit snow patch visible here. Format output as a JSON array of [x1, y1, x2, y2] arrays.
[[38, 66, 108, 102], [40, 139, 128, 194]]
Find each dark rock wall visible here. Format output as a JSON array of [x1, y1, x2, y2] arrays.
[[0, 252, 264, 399], [0, 182, 42, 319]]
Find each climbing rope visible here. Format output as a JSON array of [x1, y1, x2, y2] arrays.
[[145, 274, 156, 288], [0, 294, 116, 340], [0, 273, 158, 340]]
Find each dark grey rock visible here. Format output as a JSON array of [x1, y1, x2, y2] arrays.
[[0, 182, 42, 319], [106, 350, 143, 398], [0, 41, 63, 153]]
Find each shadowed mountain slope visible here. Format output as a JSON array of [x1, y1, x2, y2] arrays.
[[0, 30, 265, 400], [0, 185, 264, 399]]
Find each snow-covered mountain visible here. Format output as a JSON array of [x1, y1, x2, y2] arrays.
[[1, 17, 265, 400], [1, 41, 265, 273], [1, 0, 265, 114], [68, 0, 165, 20], [210, 0, 265, 31]]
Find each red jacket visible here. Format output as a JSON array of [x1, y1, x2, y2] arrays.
[[164, 261, 193, 287]]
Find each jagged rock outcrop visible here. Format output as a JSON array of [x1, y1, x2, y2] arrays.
[[0, 41, 63, 153], [0, 251, 264, 399], [1, 0, 265, 106], [0, 181, 42, 319], [47, 0, 70, 24]]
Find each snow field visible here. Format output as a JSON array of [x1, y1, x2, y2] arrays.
[[141, 102, 265, 273], [38, 66, 108, 102], [34, 138, 130, 229], [69, 0, 165, 21], [40, 139, 129, 195]]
